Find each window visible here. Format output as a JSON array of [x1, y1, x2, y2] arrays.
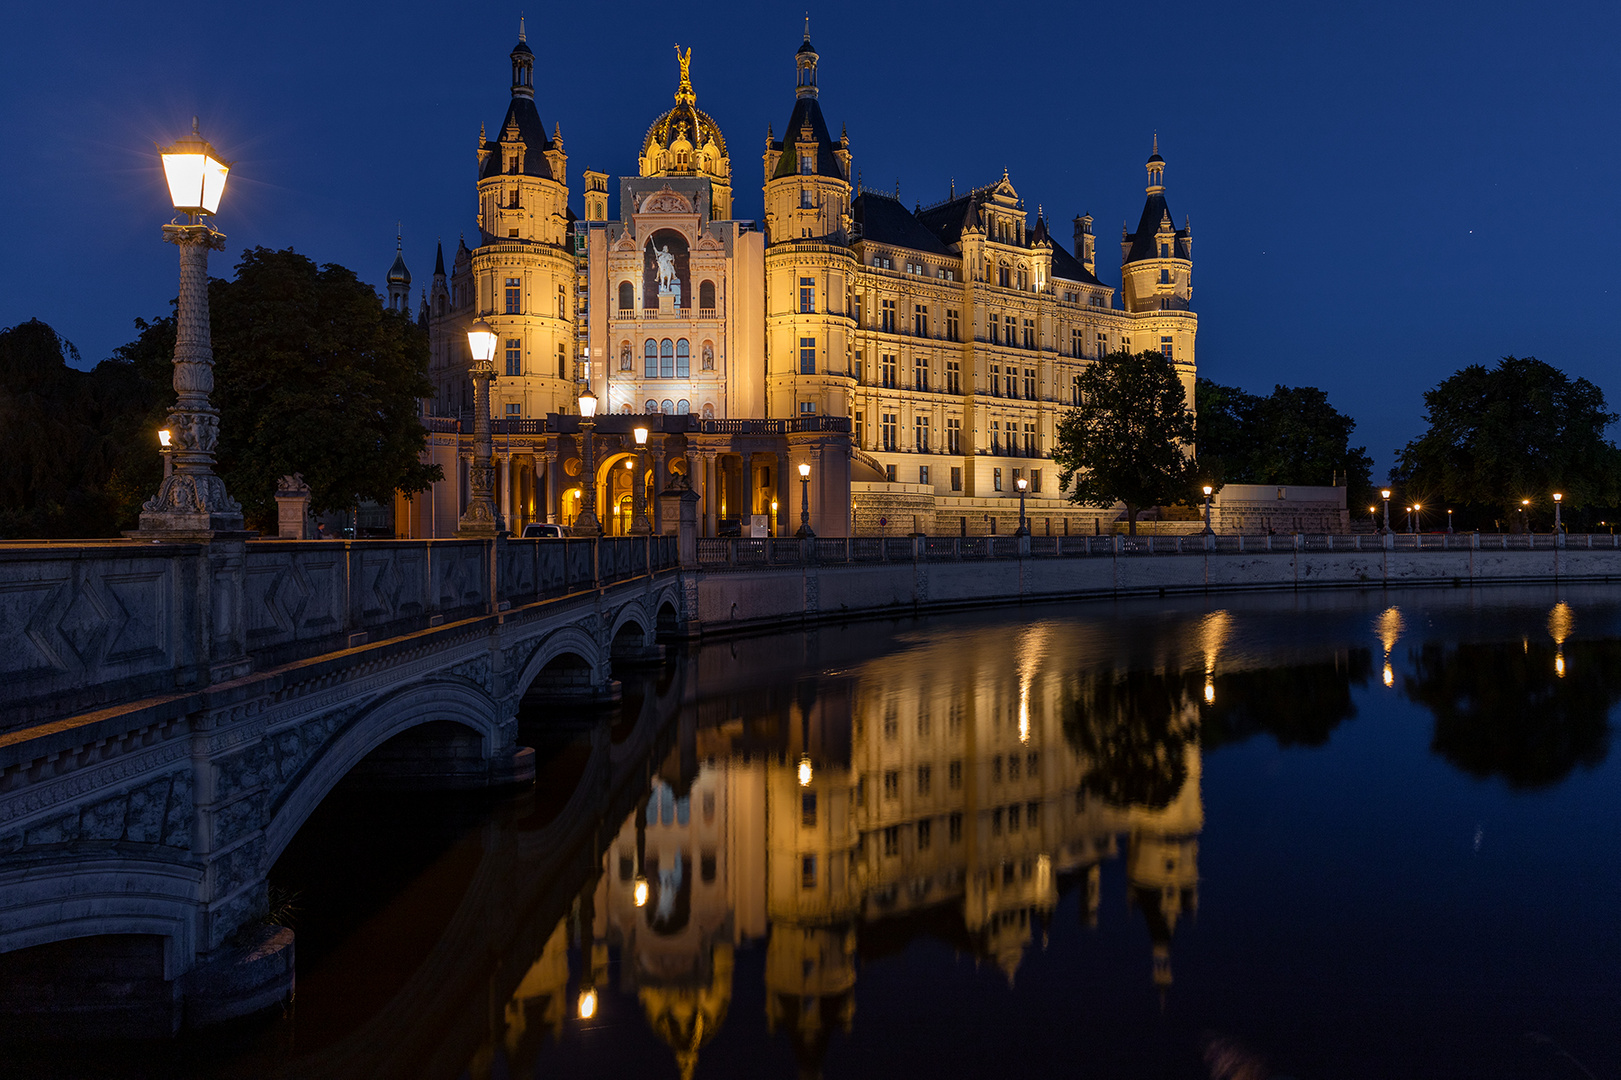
[[855, 411, 865, 446], [505, 402, 520, 416], [1097, 332, 1107, 356], [1023, 369, 1036, 399], [800, 277, 816, 314], [950, 466, 962, 491], [914, 304, 928, 336], [557, 343, 567, 379], [885, 464, 897, 482], [799, 337, 816, 375], [1027, 423, 1038, 456], [661, 399, 674, 414], [802, 792, 817, 828], [1008, 804, 1020, 831], [1005, 316, 1017, 347], [645, 399, 658, 413], [1161, 336, 1174, 360], [504, 278, 521, 314], [949, 812, 963, 842], [702, 852, 717, 882], [508, 229, 519, 238], [918, 764, 932, 796], [881, 299, 897, 332], [677, 399, 690, 414], [799, 152, 813, 174], [946, 360, 961, 394], [949, 760, 962, 789], [1005, 368, 1017, 398], [946, 309, 960, 342], [998, 265, 1011, 288], [676, 339, 690, 377], [918, 818, 932, 851], [990, 420, 1001, 454], [1160, 242, 1169, 258], [992, 808, 1003, 835], [884, 706, 898, 738], [1008, 755, 1020, 781], [883, 826, 900, 857], [1012, 468, 1022, 488], [854, 294, 864, 326], [1072, 374, 1083, 405], [994, 467, 1003, 491], [914, 357, 929, 391], [881, 354, 898, 388], [884, 770, 899, 799], [853, 349, 864, 383], [799, 401, 816, 414], [661, 339, 675, 378], [618, 281, 633, 310], [919, 465, 930, 485], [989, 316, 999, 345], [558, 284, 566, 319], [1022, 319, 1035, 349], [699, 280, 716, 309], [1160, 268, 1171, 285], [915, 415, 930, 452], [1028, 752, 1039, 773], [800, 186, 814, 208], [645, 340, 658, 378], [505, 339, 521, 377], [881, 413, 898, 451], [989, 364, 1001, 396], [802, 855, 817, 889], [1072, 328, 1083, 357], [1031, 468, 1042, 493]]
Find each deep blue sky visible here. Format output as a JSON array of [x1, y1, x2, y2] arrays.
[[2, 0, 1616, 475]]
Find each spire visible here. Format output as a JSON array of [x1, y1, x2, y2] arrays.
[[510, 19, 534, 100], [795, 21, 819, 98], [519, 12, 526, 42], [434, 239, 445, 277], [1146, 134, 1165, 193]]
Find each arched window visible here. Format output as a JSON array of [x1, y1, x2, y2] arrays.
[[620, 403, 632, 414], [645, 399, 658, 413], [699, 280, 716, 309], [660, 339, 674, 379], [644, 340, 658, 378], [676, 339, 690, 378], [677, 399, 690, 414], [661, 399, 674, 414], [618, 281, 634, 310]]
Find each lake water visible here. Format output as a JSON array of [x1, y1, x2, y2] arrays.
[[7, 585, 1618, 1079]]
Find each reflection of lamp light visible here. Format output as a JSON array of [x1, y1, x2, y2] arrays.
[[633, 876, 648, 908], [1383, 663, 1394, 687], [1556, 652, 1566, 678], [1204, 679, 1214, 704], [797, 755, 812, 786], [577, 988, 597, 1020]]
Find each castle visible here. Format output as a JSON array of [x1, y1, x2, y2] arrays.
[[391, 24, 1196, 538]]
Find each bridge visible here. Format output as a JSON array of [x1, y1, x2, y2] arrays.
[[0, 535, 684, 1034]]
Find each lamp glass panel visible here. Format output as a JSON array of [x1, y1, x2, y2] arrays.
[[162, 152, 207, 211]]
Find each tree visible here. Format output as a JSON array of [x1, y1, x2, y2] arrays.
[[196, 247, 441, 529], [1062, 668, 1199, 811], [1196, 378, 1374, 505], [1392, 356, 1621, 530], [1053, 350, 1198, 534]]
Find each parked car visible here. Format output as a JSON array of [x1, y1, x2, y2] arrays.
[[522, 522, 570, 539]]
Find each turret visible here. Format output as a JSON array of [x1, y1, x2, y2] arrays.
[[1119, 136, 1193, 315], [386, 227, 411, 313]]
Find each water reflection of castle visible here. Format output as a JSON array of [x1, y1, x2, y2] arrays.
[[505, 630, 1204, 1078]]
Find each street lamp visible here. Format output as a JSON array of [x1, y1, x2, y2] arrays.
[[138, 119, 243, 536], [1380, 489, 1392, 534], [1412, 502, 1421, 534], [1447, 508, 1453, 533], [157, 428, 174, 481], [1368, 505, 1377, 531], [1201, 484, 1215, 536], [1553, 492, 1563, 534], [1520, 497, 1530, 533], [629, 425, 651, 535], [1015, 476, 1030, 537], [456, 319, 503, 537], [574, 390, 603, 536], [795, 461, 815, 538]]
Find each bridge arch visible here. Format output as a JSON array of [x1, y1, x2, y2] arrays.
[[608, 599, 654, 649], [512, 625, 607, 708], [263, 678, 504, 868]]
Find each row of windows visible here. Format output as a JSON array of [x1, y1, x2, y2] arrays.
[[493, 339, 569, 380], [643, 338, 690, 378], [617, 280, 718, 310], [855, 410, 1038, 459]]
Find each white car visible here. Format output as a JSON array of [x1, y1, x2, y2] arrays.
[[521, 523, 569, 539]]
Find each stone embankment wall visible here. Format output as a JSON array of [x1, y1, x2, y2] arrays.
[[693, 547, 1621, 635]]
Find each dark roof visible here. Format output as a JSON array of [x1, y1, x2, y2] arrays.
[[511, 37, 532, 57], [853, 193, 951, 255], [1123, 191, 1190, 263], [386, 249, 410, 285], [433, 241, 445, 276], [915, 194, 978, 247], [797, 37, 818, 55], [1049, 236, 1103, 285], [769, 97, 846, 180], [480, 96, 554, 181]]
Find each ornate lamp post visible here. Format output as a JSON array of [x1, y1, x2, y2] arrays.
[[1380, 489, 1392, 534], [1447, 508, 1454, 534], [1412, 502, 1421, 534], [1201, 484, 1215, 535], [456, 319, 503, 537], [629, 425, 652, 535], [1553, 492, 1563, 534], [1520, 497, 1530, 533], [138, 120, 243, 536], [795, 461, 815, 538], [574, 390, 603, 537], [1014, 476, 1030, 536], [1368, 505, 1377, 532]]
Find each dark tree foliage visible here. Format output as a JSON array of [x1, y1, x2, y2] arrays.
[[1391, 356, 1621, 530], [1062, 669, 1200, 810], [1403, 640, 1618, 789], [0, 320, 168, 537], [207, 247, 441, 528], [1200, 651, 1371, 751], [1053, 351, 1197, 534], [1196, 378, 1374, 505]]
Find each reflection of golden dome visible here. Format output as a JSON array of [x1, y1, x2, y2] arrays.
[[639, 943, 734, 1080], [640, 47, 729, 181]]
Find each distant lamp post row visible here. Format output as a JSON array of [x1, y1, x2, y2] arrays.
[[138, 119, 243, 537]]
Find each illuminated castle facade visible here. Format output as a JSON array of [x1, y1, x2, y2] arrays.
[[396, 27, 1197, 538]]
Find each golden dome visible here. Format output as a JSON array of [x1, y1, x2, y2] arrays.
[[639, 47, 729, 181]]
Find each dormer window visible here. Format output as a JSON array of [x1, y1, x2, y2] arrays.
[[507, 155, 519, 175], [800, 188, 813, 209], [509, 189, 520, 208], [799, 152, 814, 174], [1160, 242, 1169, 258]]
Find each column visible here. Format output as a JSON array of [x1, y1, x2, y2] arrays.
[[651, 448, 667, 534], [501, 453, 513, 530], [775, 445, 791, 537], [744, 451, 758, 532], [702, 450, 719, 538], [541, 450, 558, 524]]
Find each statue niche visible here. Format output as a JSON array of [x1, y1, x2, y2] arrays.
[[643, 229, 690, 310]]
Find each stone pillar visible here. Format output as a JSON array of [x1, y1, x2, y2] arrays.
[[274, 474, 312, 539], [500, 454, 513, 531], [743, 451, 758, 532], [775, 446, 792, 537], [702, 451, 719, 537], [651, 449, 666, 534], [541, 450, 558, 524]]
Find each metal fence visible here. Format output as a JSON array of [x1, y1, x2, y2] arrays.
[[691, 532, 1619, 568]]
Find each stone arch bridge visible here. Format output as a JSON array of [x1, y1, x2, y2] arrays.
[[0, 535, 689, 1033]]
